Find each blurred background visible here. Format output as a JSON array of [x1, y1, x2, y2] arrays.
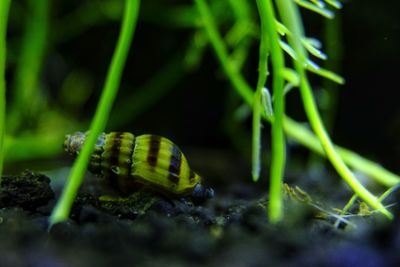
[[3, 0, 400, 182]]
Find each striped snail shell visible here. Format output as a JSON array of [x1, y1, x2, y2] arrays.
[[64, 131, 214, 199]]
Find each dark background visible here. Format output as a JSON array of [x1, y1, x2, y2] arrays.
[[337, 0, 400, 171]]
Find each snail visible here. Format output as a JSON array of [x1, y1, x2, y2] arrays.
[[64, 132, 214, 200]]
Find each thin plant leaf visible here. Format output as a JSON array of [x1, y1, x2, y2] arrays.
[[261, 87, 274, 120], [252, 94, 262, 182], [281, 39, 341, 83], [302, 38, 327, 60], [275, 20, 289, 36], [304, 58, 320, 70], [306, 60, 345, 84], [305, 37, 322, 49], [378, 184, 400, 202], [310, 0, 325, 8], [281, 68, 300, 86], [324, 0, 342, 9], [283, 83, 296, 96], [279, 40, 297, 60], [294, 0, 334, 18], [334, 194, 357, 228]]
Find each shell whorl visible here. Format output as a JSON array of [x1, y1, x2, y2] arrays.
[[63, 131, 86, 155], [63, 132, 107, 155]]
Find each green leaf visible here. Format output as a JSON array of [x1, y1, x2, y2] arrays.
[[324, 0, 342, 9], [281, 68, 300, 86], [275, 20, 289, 36], [279, 40, 297, 60], [306, 60, 345, 84], [261, 87, 274, 120], [294, 0, 334, 18], [302, 38, 327, 60]]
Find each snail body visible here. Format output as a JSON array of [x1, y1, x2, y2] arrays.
[[64, 132, 213, 199]]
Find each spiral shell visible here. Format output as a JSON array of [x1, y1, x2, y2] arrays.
[[64, 131, 203, 197]]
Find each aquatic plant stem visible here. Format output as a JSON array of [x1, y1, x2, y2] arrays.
[[252, 2, 269, 182], [322, 11, 342, 132], [49, 0, 140, 227], [334, 194, 357, 228], [283, 117, 399, 187], [0, 0, 10, 181], [256, 0, 286, 223], [307, 12, 342, 168], [7, 0, 49, 134], [194, 0, 400, 211], [275, 0, 392, 219], [193, 0, 253, 105]]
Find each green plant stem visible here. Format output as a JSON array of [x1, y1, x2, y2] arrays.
[[49, 0, 140, 227], [283, 117, 400, 187], [194, 0, 400, 206], [256, 0, 286, 223], [378, 184, 400, 202], [275, 0, 391, 219], [228, 0, 250, 19], [194, 0, 253, 105], [8, 0, 49, 133], [322, 11, 342, 133], [306, 13, 342, 168], [334, 194, 357, 228], [0, 0, 11, 181], [251, 74, 262, 182], [3, 133, 65, 162], [252, 2, 269, 182]]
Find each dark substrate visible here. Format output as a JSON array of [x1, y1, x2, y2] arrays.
[[0, 170, 399, 267]]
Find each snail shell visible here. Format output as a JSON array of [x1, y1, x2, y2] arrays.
[[64, 132, 211, 198]]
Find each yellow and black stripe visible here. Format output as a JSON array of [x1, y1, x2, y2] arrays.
[[168, 143, 182, 184], [66, 131, 202, 196], [132, 134, 201, 196]]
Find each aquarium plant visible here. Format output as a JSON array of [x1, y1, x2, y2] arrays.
[[49, 0, 140, 225], [0, 0, 398, 227], [194, 0, 397, 222]]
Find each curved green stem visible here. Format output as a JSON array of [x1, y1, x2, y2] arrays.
[[194, 0, 253, 105], [49, 0, 140, 227], [283, 116, 399, 187], [0, 0, 11, 180], [299, 77, 391, 219]]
